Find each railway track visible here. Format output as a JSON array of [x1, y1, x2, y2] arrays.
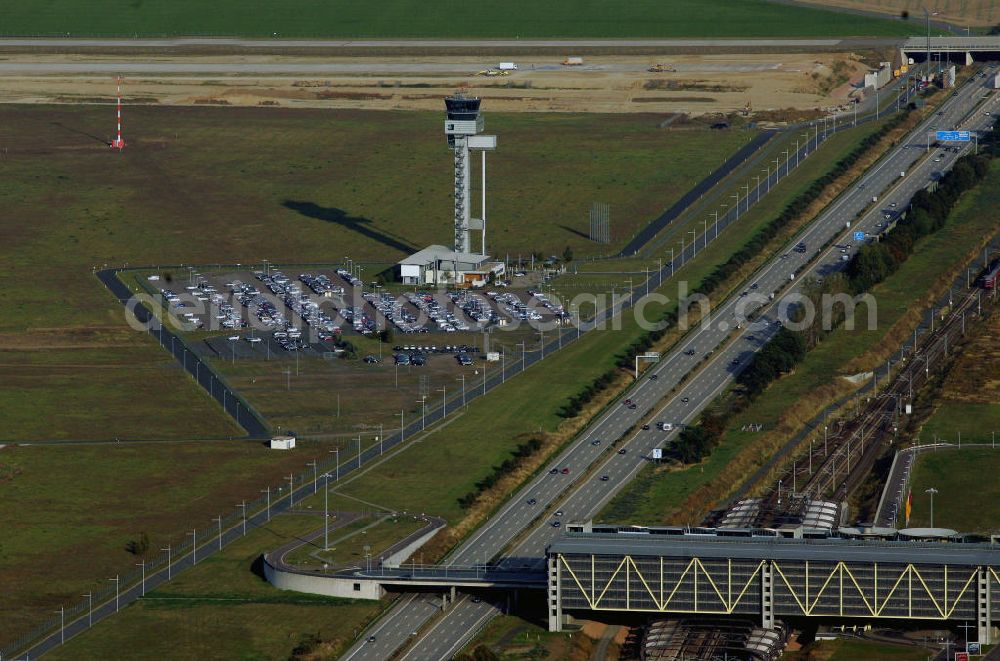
[[754, 280, 997, 526]]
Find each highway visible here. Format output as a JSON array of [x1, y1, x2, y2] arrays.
[[343, 70, 999, 660]]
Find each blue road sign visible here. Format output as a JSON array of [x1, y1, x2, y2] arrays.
[[936, 130, 971, 142], [853, 231, 866, 241]]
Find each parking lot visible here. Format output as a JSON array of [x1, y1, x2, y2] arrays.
[[148, 267, 569, 359]]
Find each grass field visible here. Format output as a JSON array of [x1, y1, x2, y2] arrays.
[[907, 447, 1000, 531], [1, 0, 916, 38], [0, 441, 363, 643], [0, 102, 747, 647], [600, 145, 1000, 525], [919, 304, 1000, 444], [43, 514, 384, 661]]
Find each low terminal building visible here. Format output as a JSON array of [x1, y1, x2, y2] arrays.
[[397, 244, 505, 287]]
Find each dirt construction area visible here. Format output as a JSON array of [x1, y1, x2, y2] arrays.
[[0, 51, 884, 116]]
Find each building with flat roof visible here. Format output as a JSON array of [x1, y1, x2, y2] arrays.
[[396, 244, 504, 287]]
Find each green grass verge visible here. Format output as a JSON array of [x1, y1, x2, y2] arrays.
[[921, 401, 1000, 446], [2, 0, 916, 38], [600, 145, 1000, 525]]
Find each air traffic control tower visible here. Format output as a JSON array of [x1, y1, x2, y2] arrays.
[[445, 93, 496, 255]]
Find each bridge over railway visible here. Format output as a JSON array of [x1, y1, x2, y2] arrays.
[[548, 527, 1000, 644]]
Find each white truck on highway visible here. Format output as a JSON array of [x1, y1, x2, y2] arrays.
[[498, 62, 518, 71]]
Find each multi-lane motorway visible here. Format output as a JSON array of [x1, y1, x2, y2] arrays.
[[343, 72, 999, 660]]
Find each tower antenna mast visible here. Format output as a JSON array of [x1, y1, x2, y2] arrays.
[[111, 75, 125, 150]]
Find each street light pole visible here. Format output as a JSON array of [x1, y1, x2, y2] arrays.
[[307, 460, 318, 494], [238, 500, 247, 536], [324, 472, 330, 550], [161, 546, 171, 580], [331, 448, 340, 482], [261, 487, 270, 521], [439, 386, 447, 417], [109, 575, 120, 612], [926, 487, 938, 527], [137, 560, 146, 596], [214, 515, 223, 550], [83, 592, 93, 627]]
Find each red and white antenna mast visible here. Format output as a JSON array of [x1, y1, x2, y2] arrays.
[[111, 75, 125, 150]]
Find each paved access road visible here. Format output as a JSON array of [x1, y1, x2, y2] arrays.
[[343, 71, 998, 660]]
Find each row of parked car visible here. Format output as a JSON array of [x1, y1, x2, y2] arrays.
[[527, 289, 570, 320], [447, 290, 498, 325], [485, 290, 543, 321], [404, 292, 471, 332], [365, 291, 423, 334], [299, 273, 345, 297]]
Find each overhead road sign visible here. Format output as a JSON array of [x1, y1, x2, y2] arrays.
[[853, 231, 866, 241], [936, 130, 971, 142]]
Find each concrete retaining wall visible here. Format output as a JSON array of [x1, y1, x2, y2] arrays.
[[263, 555, 385, 601], [382, 523, 443, 568]]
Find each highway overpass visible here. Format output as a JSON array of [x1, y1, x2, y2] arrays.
[[901, 36, 1000, 65]]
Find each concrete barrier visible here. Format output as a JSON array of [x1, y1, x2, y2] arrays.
[[262, 554, 385, 601]]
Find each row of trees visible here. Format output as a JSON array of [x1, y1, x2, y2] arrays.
[[559, 368, 619, 418], [457, 437, 543, 509], [846, 153, 993, 293], [695, 108, 912, 298], [614, 105, 914, 375], [665, 111, 999, 465]]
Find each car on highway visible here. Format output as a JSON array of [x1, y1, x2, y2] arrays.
[[599, 475, 610, 482], [549, 468, 559, 475], [368, 636, 376, 643], [618, 448, 627, 455], [650, 374, 658, 380], [527, 498, 536, 505], [551, 521, 561, 528], [561, 467, 570, 474], [657, 422, 673, 431], [554, 510, 563, 517], [681, 396, 689, 403], [591, 439, 601, 446], [642, 424, 650, 430]]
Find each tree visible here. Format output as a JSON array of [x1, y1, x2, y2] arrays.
[[379, 327, 394, 345], [126, 531, 150, 557], [562, 245, 574, 263]]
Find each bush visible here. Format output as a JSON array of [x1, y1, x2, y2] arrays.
[[457, 438, 544, 508], [845, 153, 992, 294], [559, 369, 619, 418]]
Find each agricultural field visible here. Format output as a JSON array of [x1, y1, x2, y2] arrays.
[[600, 142, 1000, 526], [803, 0, 999, 28], [1, 0, 915, 38]]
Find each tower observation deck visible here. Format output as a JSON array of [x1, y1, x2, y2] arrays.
[[445, 93, 496, 255]]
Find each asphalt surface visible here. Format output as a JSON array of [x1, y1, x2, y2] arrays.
[[0, 61, 786, 75], [342, 72, 999, 660]]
